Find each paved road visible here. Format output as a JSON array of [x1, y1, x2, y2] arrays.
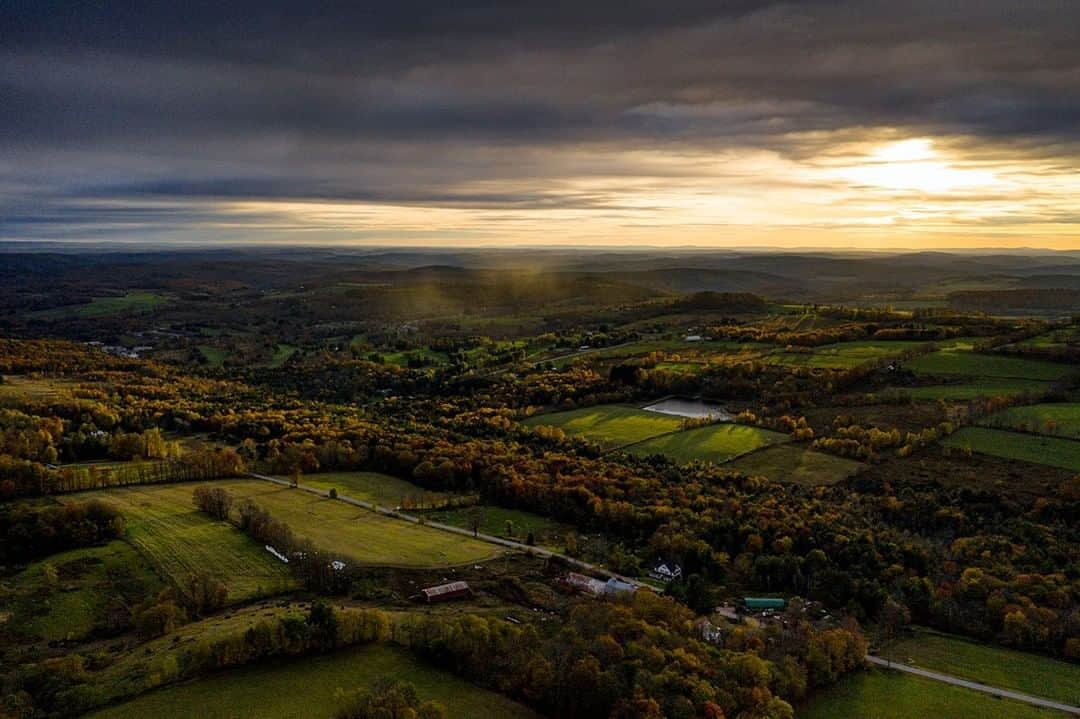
[[247, 473, 642, 587], [866, 655, 1080, 715]]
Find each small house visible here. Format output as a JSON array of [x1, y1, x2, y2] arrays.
[[649, 560, 683, 582], [563, 572, 607, 598], [604, 578, 637, 597], [419, 581, 472, 603]]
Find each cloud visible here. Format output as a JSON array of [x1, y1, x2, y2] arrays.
[[1, 0, 1078, 246]]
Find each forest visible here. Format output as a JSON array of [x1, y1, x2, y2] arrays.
[[1, 249, 1079, 719]]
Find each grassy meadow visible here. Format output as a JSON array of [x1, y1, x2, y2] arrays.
[[981, 403, 1080, 439], [215, 480, 499, 567], [728, 443, 863, 485], [0, 541, 164, 643], [87, 643, 541, 719], [291, 471, 448, 508], [626, 423, 789, 463], [27, 292, 170, 320], [942, 427, 1080, 471], [767, 340, 925, 369], [522, 405, 684, 447], [908, 350, 1074, 381], [880, 629, 1080, 706], [63, 484, 296, 603], [900, 378, 1053, 401], [800, 668, 1066, 719], [431, 505, 573, 549]]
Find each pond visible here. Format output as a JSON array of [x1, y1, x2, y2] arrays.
[[643, 398, 732, 421]]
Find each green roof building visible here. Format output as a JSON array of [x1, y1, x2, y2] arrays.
[[742, 597, 786, 611]]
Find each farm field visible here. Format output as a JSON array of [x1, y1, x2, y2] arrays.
[[899, 378, 1053, 401], [800, 668, 1066, 719], [215, 480, 500, 567], [197, 345, 226, 367], [0, 541, 163, 643], [980, 403, 1080, 439], [380, 347, 449, 367], [26, 291, 170, 320], [626, 423, 789, 463], [431, 505, 574, 549], [63, 484, 296, 603], [728, 444, 863, 486], [266, 343, 297, 368], [522, 405, 684, 447], [0, 375, 78, 401], [88, 643, 541, 719], [291, 471, 449, 508], [908, 349, 1073, 381], [880, 629, 1080, 706], [941, 427, 1080, 471], [766, 340, 926, 369]]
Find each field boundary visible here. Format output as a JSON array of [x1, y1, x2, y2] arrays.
[[865, 656, 1080, 715]]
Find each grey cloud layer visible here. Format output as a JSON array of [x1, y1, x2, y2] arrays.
[[2, 0, 1078, 239]]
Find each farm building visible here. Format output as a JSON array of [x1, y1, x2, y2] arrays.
[[563, 571, 607, 597], [604, 578, 637, 597], [649, 559, 683, 582], [741, 597, 785, 612], [419, 581, 472, 603]]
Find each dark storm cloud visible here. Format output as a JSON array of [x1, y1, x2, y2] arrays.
[[1, 0, 1078, 240]]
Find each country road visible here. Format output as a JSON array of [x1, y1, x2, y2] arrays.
[[247, 472, 642, 587], [865, 655, 1080, 715]]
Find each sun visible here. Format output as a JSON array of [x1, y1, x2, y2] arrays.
[[839, 138, 997, 193]]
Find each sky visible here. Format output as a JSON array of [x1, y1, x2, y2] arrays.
[[2, 1, 1079, 249]]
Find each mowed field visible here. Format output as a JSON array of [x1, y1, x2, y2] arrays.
[[728, 443, 863, 485], [217, 480, 499, 567], [62, 484, 296, 603], [908, 349, 1074, 381], [766, 340, 926, 369], [289, 471, 447, 508], [626, 423, 789, 463], [981, 403, 1080, 439], [942, 427, 1080, 471], [800, 668, 1067, 719], [432, 505, 574, 550], [522, 405, 684, 447], [901, 378, 1053, 401], [880, 629, 1080, 706], [27, 291, 170, 320], [88, 643, 541, 719]]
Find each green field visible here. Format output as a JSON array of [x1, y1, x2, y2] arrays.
[[64, 484, 296, 603], [88, 643, 541, 719], [197, 345, 226, 367], [28, 292, 170, 320], [768, 340, 926, 369], [801, 668, 1066, 719], [266, 344, 297, 368], [728, 444, 863, 485], [291, 471, 447, 508], [880, 629, 1080, 706], [0, 375, 78, 401], [908, 350, 1074, 381], [981, 403, 1080, 439], [626, 423, 789, 463], [899, 378, 1053, 401], [522, 405, 684, 447], [216, 480, 499, 567], [942, 427, 1080, 471], [0, 541, 163, 642], [431, 505, 573, 549], [380, 348, 449, 367]]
